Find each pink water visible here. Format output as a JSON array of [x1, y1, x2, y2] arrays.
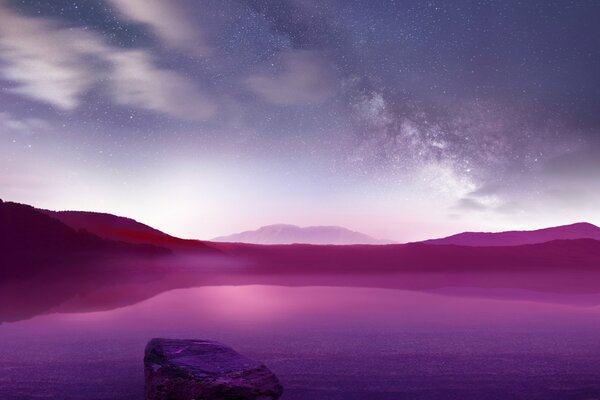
[[2, 285, 600, 399]]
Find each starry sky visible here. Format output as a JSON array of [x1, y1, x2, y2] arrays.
[[1, 0, 599, 241]]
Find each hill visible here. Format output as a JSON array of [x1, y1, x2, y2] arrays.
[[421, 222, 600, 246], [43, 210, 217, 253], [0, 199, 170, 277]]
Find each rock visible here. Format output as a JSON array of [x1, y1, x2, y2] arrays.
[[144, 338, 283, 400]]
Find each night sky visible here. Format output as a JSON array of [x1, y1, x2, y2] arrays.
[[1, 0, 599, 241]]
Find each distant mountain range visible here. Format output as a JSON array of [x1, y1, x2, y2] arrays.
[[4, 198, 600, 250], [421, 222, 600, 246], [4, 198, 600, 277], [212, 224, 395, 245]]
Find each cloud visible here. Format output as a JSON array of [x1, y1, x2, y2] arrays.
[[0, 8, 100, 109], [534, 144, 600, 207], [541, 145, 600, 184], [0, 2, 215, 119], [244, 50, 336, 105], [107, 51, 216, 120], [107, 0, 210, 54], [454, 197, 487, 212], [0, 112, 51, 136]]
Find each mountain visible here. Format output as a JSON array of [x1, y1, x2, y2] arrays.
[[421, 222, 600, 246], [0, 199, 170, 277], [212, 224, 395, 245], [0, 199, 174, 322], [43, 210, 217, 253]]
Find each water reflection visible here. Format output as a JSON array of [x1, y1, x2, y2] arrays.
[[6, 267, 600, 323], [2, 284, 600, 399]]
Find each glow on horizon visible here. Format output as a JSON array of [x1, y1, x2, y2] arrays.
[[1, 1, 599, 242], [2, 148, 599, 243]]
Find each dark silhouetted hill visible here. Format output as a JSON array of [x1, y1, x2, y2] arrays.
[[0, 199, 170, 278], [43, 209, 217, 253], [422, 222, 600, 246]]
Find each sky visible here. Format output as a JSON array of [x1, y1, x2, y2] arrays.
[[0, 0, 599, 242]]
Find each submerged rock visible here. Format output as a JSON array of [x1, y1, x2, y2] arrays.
[[144, 338, 283, 400]]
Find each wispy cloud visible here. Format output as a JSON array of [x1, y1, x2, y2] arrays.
[[0, 8, 99, 109], [0, 112, 51, 136], [107, 0, 210, 54], [0, 2, 215, 119], [244, 50, 336, 105], [107, 50, 216, 120]]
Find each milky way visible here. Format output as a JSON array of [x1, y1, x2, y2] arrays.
[[0, 0, 599, 241]]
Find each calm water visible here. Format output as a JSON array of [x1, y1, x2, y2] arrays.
[[2, 284, 600, 399]]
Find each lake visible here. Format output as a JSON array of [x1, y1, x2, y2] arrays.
[[2, 283, 600, 399]]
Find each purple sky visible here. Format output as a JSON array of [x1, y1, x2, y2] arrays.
[[1, 0, 599, 241]]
